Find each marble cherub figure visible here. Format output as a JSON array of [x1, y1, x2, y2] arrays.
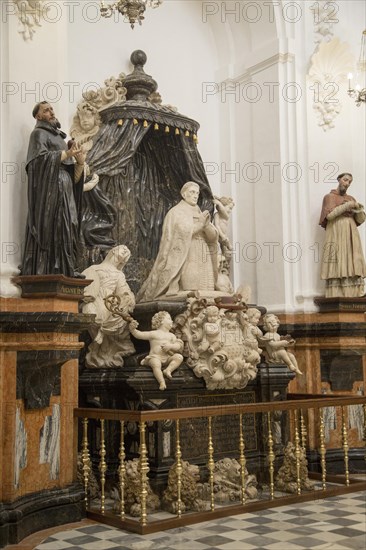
[[261, 314, 302, 375], [241, 307, 263, 367], [197, 305, 222, 355], [129, 312, 184, 390]]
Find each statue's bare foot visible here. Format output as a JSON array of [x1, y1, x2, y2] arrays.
[[292, 367, 303, 375], [159, 381, 167, 390], [163, 369, 173, 379]]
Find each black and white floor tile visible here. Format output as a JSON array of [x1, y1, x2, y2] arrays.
[[35, 492, 366, 550]]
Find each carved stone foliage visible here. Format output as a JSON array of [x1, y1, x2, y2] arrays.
[[13, 0, 48, 41], [198, 458, 258, 503], [174, 295, 258, 390], [309, 1, 339, 45], [162, 460, 207, 514], [111, 458, 160, 516], [308, 38, 354, 131], [275, 442, 316, 494]]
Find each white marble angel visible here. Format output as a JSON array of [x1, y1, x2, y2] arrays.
[[82, 245, 135, 368], [129, 312, 184, 390]]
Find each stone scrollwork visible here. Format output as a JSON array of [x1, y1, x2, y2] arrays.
[[198, 458, 258, 503], [162, 460, 207, 514], [13, 0, 48, 41], [83, 74, 127, 113], [308, 38, 354, 131], [111, 458, 160, 516], [70, 74, 127, 147], [275, 442, 316, 494], [174, 294, 259, 390]]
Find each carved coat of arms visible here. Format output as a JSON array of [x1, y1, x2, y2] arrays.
[[174, 295, 260, 390]]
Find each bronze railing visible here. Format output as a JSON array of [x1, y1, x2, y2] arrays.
[[74, 393, 366, 534]]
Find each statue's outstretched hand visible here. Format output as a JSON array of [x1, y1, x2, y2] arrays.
[[129, 320, 139, 332], [200, 210, 211, 227]]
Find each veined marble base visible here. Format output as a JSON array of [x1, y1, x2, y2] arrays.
[[0, 484, 84, 547], [277, 308, 366, 471], [0, 286, 89, 546]]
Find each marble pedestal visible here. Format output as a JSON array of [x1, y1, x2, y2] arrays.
[[0, 276, 93, 547], [278, 296, 366, 474]]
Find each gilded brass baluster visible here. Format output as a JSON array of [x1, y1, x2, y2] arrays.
[[99, 418, 107, 514], [319, 408, 327, 490], [175, 419, 183, 518], [139, 421, 149, 526], [341, 406, 350, 486], [239, 413, 247, 505], [294, 410, 302, 495], [81, 418, 91, 506], [363, 404, 366, 465], [267, 412, 275, 500], [118, 420, 126, 520], [207, 416, 215, 511], [300, 409, 307, 450]]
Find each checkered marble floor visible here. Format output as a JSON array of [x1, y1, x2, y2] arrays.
[[35, 492, 365, 550]]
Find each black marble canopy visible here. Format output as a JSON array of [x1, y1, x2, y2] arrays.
[[83, 50, 214, 293]]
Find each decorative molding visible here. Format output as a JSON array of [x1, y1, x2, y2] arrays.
[[308, 38, 354, 131], [13, 0, 49, 41], [309, 0, 339, 45], [223, 53, 295, 86]]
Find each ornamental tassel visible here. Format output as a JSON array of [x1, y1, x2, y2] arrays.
[[175, 128, 180, 135], [154, 123, 159, 130], [143, 120, 148, 128], [117, 119, 123, 126], [165, 125, 170, 133], [133, 118, 138, 125]]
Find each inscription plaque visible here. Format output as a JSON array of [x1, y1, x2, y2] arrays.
[[176, 392, 257, 461]]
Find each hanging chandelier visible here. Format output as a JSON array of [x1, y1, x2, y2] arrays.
[[100, 0, 163, 28], [347, 30, 366, 106]]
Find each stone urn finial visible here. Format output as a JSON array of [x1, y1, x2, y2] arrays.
[[123, 50, 158, 101]]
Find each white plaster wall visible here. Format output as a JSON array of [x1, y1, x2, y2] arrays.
[[218, 0, 366, 312]]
